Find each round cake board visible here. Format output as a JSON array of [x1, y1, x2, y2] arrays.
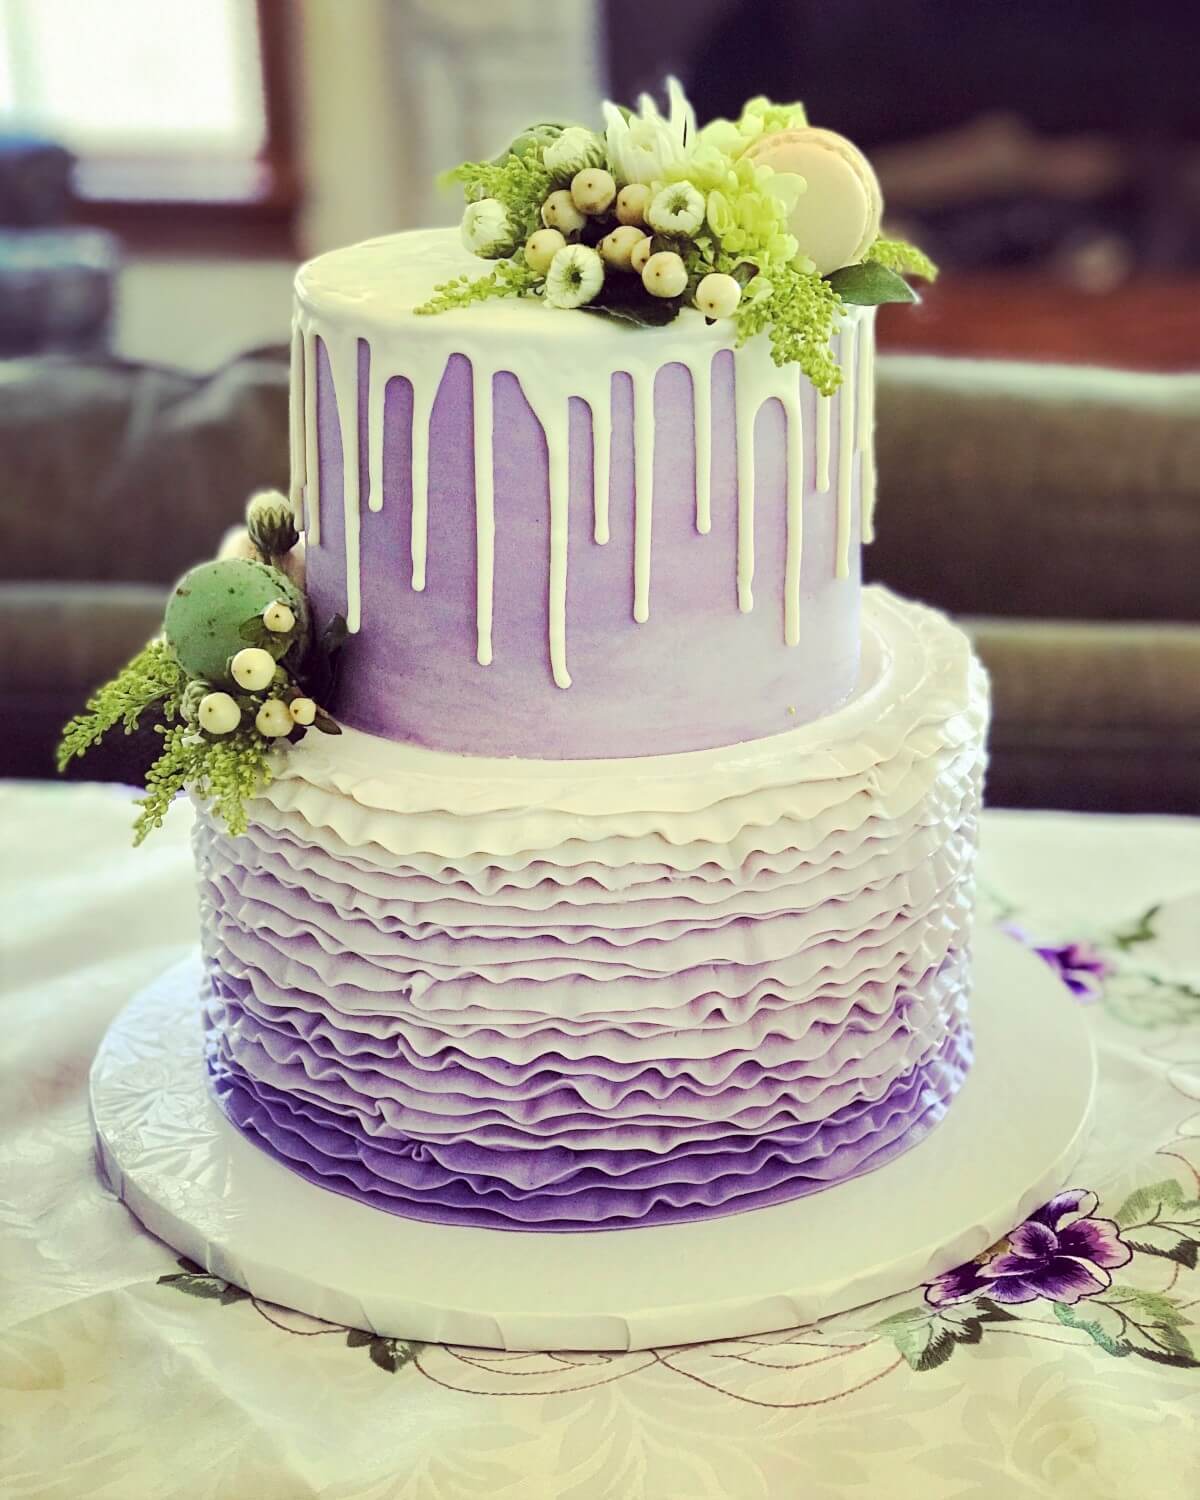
[[90, 928, 1095, 1353]]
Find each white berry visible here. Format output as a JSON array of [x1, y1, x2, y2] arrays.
[[694, 272, 742, 319], [255, 699, 293, 738], [197, 692, 241, 735], [641, 250, 688, 298], [630, 235, 654, 274], [599, 225, 648, 271], [615, 183, 652, 227], [541, 190, 586, 235], [525, 227, 566, 275], [230, 647, 277, 691], [262, 600, 296, 633], [570, 167, 616, 216], [289, 697, 317, 726]]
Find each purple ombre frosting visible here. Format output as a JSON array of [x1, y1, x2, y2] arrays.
[[194, 593, 989, 1231]]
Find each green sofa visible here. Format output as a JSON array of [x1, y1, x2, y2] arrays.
[[3, 348, 1197, 811]]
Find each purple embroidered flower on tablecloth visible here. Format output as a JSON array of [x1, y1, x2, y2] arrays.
[[1001, 924, 1112, 1002], [926, 1189, 1132, 1307]]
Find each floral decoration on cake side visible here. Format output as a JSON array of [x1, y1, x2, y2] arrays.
[[418, 81, 936, 395], [58, 492, 345, 842]]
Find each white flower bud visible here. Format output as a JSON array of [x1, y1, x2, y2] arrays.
[[641, 250, 688, 298], [255, 699, 294, 738], [289, 697, 317, 726], [230, 647, 277, 691], [570, 167, 616, 216], [630, 235, 654, 274], [615, 183, 652, 227], [694, 272, 742, 319], [262, 600, 296, 634], [541, 190, 586, 235], [646, 181, 706, 237], [461, 198, 517, 259], [542, 126, 606, 179], [197, 692, 241, 736], [599, 225, 648, 271], [544, 244, 605, 309], [524, 227, 566, 275]]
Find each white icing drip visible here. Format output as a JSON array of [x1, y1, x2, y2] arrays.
[[857, 316, 878, 545], [291, 234, 878, 673], [302, 325, 320, 546], [835, 328, 857, 581], [288, 320, 305, 525], [326, 331, 362, 632], [366, 359, 387, 513], [734, 362, 758, 612], [545, 405, 572, 688], [784, 376, 806, 646], [632, 371, 655, 624], [815, 391, 832, 494], [684, 352, 713, 534], [472, 362, 496, 667], [590, 386, 611, 545], [409, 381, 436, 592]]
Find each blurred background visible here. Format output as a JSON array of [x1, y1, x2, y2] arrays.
[[2, 0, 1198, 808]]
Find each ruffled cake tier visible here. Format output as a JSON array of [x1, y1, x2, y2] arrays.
[[195, 588, 988, 1230]]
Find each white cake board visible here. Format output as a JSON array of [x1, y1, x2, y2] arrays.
[[91, 928, 1094, 1352]]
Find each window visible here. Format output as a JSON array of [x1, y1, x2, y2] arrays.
[[0, 0, 291, 212]]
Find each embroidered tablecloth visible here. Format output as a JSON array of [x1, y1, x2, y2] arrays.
[[3, 783, 1198, 1499]]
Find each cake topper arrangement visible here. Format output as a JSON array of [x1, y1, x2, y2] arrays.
[[419, 81, 935, 394], [58, 493, 345, 842]]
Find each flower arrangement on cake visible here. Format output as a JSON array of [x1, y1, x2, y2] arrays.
[[419, 80, 935, 394], [57, 492, 345, 842]]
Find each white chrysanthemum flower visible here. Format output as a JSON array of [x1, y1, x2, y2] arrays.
[[647, 180, 705, 236], [543, 126, 606, 179], [460, 198, 516, 259], [543, 244, 605, 309], [602, 76, 696, 186]]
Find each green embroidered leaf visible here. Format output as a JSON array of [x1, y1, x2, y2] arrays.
[[368, 1337, 423, 1374], [1113, 1178, 1200, 1266], [345, 1327, 374, 1348], [873, 1305, 989, 1372], [1052, 1298, 1131, 1357], [158, 1257, 250, 1305], [1111, 904, 1161, 950], [825, 262, 917, 306], [973, 1296, 1019, 1324], [1103, 970, 1200, 1029], [1056, 1286, 1200, 1368]]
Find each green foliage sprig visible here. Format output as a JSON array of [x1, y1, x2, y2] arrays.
[[866, 236, 939, 283], [57, 640, 183, 769], [134, 723, 271, 844], [414, 258, 541, 316], [440, 153, 552, 239], [733, 265, 844, 395]]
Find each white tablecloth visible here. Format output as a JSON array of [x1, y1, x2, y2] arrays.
[[3, 784, 1199, 1500]]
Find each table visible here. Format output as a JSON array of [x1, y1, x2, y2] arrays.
[[3, 784, 1199, 1499]]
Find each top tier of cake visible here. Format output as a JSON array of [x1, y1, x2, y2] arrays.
[[291, 229, 877, 759]]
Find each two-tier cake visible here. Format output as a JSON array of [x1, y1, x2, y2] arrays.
[[66, 84, 987, 1234]]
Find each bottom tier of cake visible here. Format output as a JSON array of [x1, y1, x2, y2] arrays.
[[195, 588, 988, 1231]]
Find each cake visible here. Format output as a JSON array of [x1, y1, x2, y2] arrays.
[[65, 86, 987, 1234]]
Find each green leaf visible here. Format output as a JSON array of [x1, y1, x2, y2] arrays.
[[158, 1257, 249, 1305], [1114, 1178, 1200, 1231], [973, 1296, 1018, 1324], [368, 1337, 422, 1374], [1125, 1230, 1198, 1268], [312, 707, 341, 736], [1053, 1298, 1131, 1357], [345, 1327, 374, 1348], [873, 1305, 988, 1372], [1111, 904, 1161, 950], [1056, 1286, 1200, 1367], [825, 262, 917, 306]]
